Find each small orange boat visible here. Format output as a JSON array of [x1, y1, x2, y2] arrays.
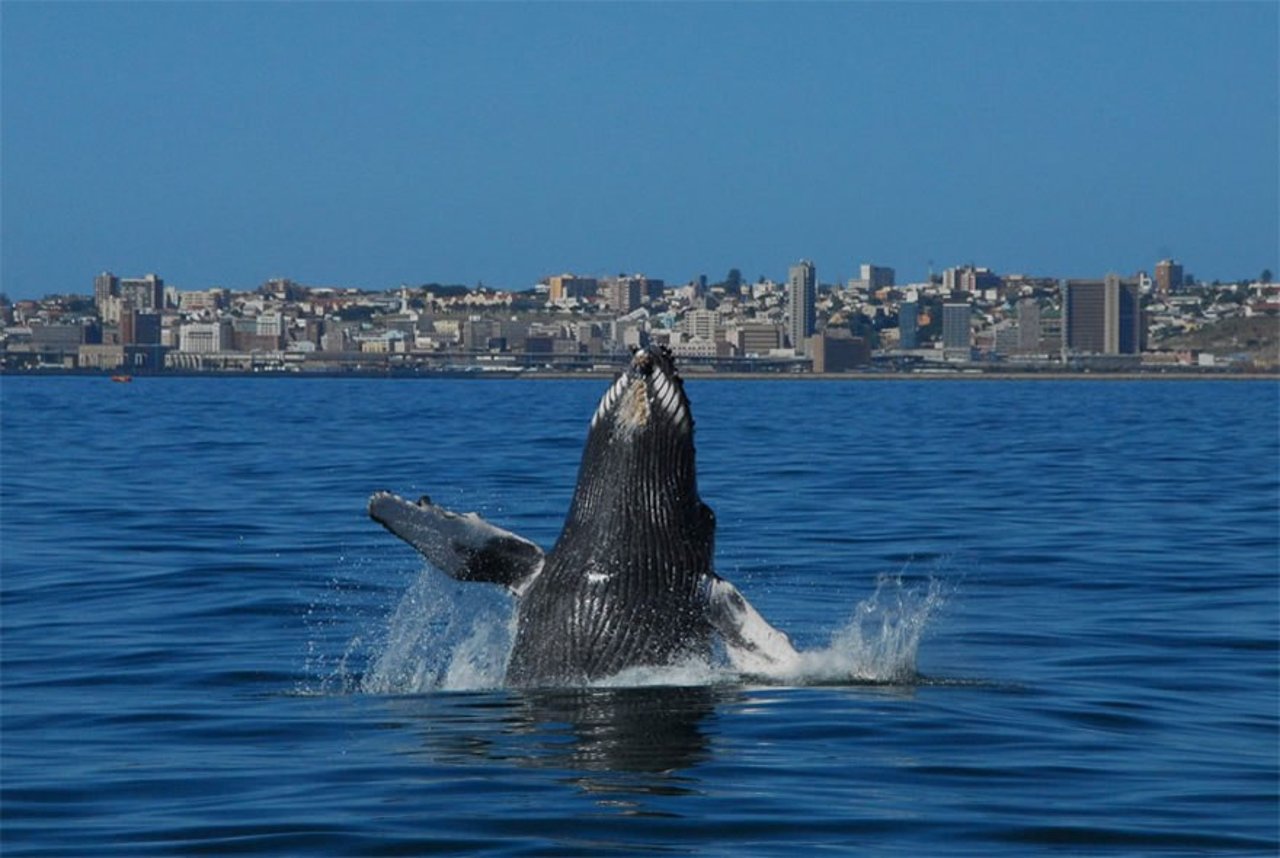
[[111, 375, 133, 383]]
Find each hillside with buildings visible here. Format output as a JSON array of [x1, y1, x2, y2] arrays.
[[2, 260, 1275, 375], [1156, 315, 1278, 369]]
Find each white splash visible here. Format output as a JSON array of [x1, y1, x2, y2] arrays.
[[342, 568, 947, 694], [358, 566, 514, 694], [794, 572, 949, 685]]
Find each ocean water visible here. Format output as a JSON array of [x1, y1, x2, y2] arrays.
[[1, 374, 1276, 856]]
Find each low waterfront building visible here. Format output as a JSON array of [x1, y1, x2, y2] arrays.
[[670, 336, 719, 359], [727, 323, 783, 356], [78, 344, 125, 370], [810, 330, 870, 373]]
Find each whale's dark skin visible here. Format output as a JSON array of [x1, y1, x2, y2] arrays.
[[369, 346, 799, 687], [507, 347, 715, 684]]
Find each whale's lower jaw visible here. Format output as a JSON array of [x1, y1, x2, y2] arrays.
[[504, 562, 715, 688], [505, 644, 712, 688], [504, 622, 716, 691]]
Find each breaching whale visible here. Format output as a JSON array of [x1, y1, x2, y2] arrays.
[[368, 346, 801, 687]]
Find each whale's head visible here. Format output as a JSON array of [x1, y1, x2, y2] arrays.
[[589, 345, 693, 440], [561, 346, 711, 549]]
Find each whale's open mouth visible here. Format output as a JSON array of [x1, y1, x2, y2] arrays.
[[591, 346, 691, 434]]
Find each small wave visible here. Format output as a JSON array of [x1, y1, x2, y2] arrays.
[[321, 567, 950, 694]]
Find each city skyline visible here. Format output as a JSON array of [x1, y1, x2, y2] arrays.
[[2, 3, 1277, 300], [8, 258, 1274, 377]]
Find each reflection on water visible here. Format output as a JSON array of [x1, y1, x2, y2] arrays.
[[386, 685, 736, 805], [516, 685, 729, 775]]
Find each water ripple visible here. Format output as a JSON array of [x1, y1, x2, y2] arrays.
[[2, 377, 1276, 856]]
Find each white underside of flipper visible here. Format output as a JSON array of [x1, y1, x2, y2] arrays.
[[705, 576, 803, 678]]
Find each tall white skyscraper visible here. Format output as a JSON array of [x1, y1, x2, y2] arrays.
[[788, 260, 816, 355]]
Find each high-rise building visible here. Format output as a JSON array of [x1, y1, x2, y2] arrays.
[[641, 276, 666, 303], [850, 263, 895, 293], [1016, 298, 1041, 354], [942, 303, 971, 352], [787, 260, 816, 354], [1155, 259, 1184, 296], [120, 310, 162, 346], [94, 272, 119, 313], [119, 274, 165, 312], [1064, 275, 1143, 354], [1039, 310, 1064, 355], [684, 309, 718, 342], [942, 267, 960, 293], [547, 274, 597, 303], [862, 264, 895, 291], [944, 265, 1000, 295], [898, 300, 919, 350], [604, 276, 643, 313]]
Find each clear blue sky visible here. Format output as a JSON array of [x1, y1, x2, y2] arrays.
[[2, 1, 1276, 299]]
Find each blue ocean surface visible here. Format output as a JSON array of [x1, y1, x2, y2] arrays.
[[1, 375, 1276, 856]]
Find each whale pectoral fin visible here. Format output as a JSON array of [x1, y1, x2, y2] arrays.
[[368, 491, 544, 593], [706, 576, 803, 678]]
